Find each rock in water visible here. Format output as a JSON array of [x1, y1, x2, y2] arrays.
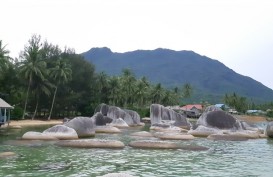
[[0, 152, 17, 158], [43, 125, 78, 140], [150, 104, 162, 124], [124, 109, 141, 125], [94, 103, 109, 116], [265, 122, 273, 138], [22, 131, 58, 140], [93, 112, 113, 126], [94, 104, 141, 126], [129, 140, 180, 149], [65, 117, 95, 137], [109, 118, 129, 128], [197, 106, 242, 130], [150, 104, 191, 128], [56, 139, 125, 148]]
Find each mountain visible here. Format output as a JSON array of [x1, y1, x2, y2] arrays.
[[82, 47, 273, 103]]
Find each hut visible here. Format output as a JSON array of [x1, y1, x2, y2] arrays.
[[0, 98, 13, 126]]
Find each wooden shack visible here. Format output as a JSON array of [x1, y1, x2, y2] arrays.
[[0, 98, 13, 126]]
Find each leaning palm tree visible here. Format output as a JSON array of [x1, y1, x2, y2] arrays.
[[31, 75, 53, 120], [19, 35, 47, 119], [48, 58, 72, 120]]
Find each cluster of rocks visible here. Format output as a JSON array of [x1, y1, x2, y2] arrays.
[[21, 104, 145, 148], [94, 103, 144, 127], [18, 103, 273, 150], [150, 104, 191, 130]]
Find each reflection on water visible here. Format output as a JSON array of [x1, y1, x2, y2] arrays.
[[1, 124, 273, 177]]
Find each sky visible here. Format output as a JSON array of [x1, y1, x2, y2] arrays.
[[2, 0, 273, 89]]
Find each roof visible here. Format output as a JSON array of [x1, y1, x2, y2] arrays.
[[0, 98, 13, 109], [181, 104, 203, 110]]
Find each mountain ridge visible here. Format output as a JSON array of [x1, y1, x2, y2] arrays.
[[82, 47, 273, 103]]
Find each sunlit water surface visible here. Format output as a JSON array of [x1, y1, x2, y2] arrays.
[[0, 124, 273, 177]]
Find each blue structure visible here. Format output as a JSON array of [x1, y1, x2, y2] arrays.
[[0, 98, 13, 126]]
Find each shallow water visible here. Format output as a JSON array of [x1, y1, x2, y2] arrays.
[[1, 124, 273, 177]]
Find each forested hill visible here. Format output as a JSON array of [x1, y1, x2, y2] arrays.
[[82, 47, 273, 103]]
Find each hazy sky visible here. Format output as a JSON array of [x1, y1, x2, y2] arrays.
[[2, 0, 273, 89]]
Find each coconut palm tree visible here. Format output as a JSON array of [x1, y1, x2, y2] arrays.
[[0, 40, 10, 75], [150, 83, 165, 104], [19, 35, 47, 119], [48, 58, 72, 120], [108, 76, 121, 106], [121, 68, 136, 107], [31, 74, 53, 120]]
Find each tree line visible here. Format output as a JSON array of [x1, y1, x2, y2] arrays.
[[0, 35, 193, 120]]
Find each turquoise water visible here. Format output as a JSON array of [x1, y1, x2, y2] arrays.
[[1, 125, 273, 177]]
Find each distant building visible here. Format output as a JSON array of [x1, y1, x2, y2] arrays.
[[0, 98, 13, 126], [181, 104, 203, 118], [215, 104, 230, 110]]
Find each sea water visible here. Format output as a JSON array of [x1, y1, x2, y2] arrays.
[[0, 124, 273, 177]]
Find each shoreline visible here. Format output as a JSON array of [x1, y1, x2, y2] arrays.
[[3, 119, 63, 128]]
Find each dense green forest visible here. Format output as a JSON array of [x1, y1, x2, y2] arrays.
[[82, 47, 273, 103], [0, 35, 194, 120], [1, 35, 273, 120]]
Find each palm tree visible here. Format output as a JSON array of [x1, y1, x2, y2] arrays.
[[150, 83, 166, 104], [0, 40, 10, 75], [108, 76, 121, 106], [31, 75, 53, 120], [96, 72, 108, 103], [182, 83, 193, 98], [48, 58, 72, 120], [121, 68, 136, 107], [19, 35, 46, 119]]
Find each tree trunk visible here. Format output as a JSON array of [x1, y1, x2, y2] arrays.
[[22, 77, 31, 119], [32, 97, 39, 120], [48, 86, 58, 120]]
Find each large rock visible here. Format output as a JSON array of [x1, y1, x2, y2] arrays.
[[150, 104, 191, 128], [207, 134, 249, 141], [188, 125, 222, 137], [150, 104, 162, 124], [197, 106, 243, 130], [155, 132, 195, 140], [22, 131, 58, 140], [124, 109, 141, 125], [94, 103, 109, 116], [94, 104, 141, 126], [43, 125, 78, 140], [0, 152, 17, 158], [55, 139, 125, 148], [129, 140, 180, 149], [93, 112, 113, 126], [173, 113, 191, 129], [130, 131, 154, 137], [95, 126, 121, 133], [65, 117, 95, 137], [265, 122, 273, 138], [109, 118, 129, 128]]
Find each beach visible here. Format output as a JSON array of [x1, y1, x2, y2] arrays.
[[5, 119, 63, 128]]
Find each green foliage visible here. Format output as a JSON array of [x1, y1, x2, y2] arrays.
[[128, 107, 150, 118], [10, 106, 24, 120], [266, 110, 273, 118], [83, 47, 273, 103], [223, 92, 248, 113]]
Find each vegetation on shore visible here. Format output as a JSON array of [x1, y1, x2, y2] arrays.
[[0, 35, 193, 120], [1, 35, 273, 120]]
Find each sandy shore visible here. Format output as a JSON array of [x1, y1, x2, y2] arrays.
[[6, 119, 63, 127], [236, 115, 267, 122]]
